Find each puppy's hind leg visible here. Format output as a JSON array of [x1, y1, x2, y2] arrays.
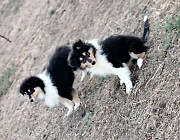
[[60, 97, 74, 117], [72, 92, 80, 111], [137, 52, 146, 69], [115, 64, 133, 94], [130, 52, 146, 69]]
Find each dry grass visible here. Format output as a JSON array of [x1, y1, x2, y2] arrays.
[[0, 63, 16, 98]]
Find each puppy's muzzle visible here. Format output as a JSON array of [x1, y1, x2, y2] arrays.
[[29, 98, 34, 102], [86, 57, 96, 65], [28, 94, 34, 102]]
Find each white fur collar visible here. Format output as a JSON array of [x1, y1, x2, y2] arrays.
[[37, 71, 60, 107]]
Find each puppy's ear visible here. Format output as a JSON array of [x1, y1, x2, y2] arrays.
[[68, 51, 79, 69], [19, 87, 25, 96], [73, 39, 84, 50], [20, 92, 25, 96]]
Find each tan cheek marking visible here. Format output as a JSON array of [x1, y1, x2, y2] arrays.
[[80, 61, 92, 68], [82, 52, 86, 56], [31, 87, 43, 99], [31, 93, 36, 98], [85, 61, 92, 67], [80, 63, 87, 68], [80, 57, 83, 61], [88, 49, 96, 62]]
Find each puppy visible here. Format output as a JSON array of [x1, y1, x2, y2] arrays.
[[20, 46, 80, 116], [68, 16, 150, 94]]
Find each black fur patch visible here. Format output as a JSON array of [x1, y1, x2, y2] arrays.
[[69, 36, 147, 69], [68, 40, 96, 69], [68, 16, 149, 70], [20, 76, 45, 95], [47, 46, 76, 100], [20, 46, 76, 101], [101, 35, 147, 68]]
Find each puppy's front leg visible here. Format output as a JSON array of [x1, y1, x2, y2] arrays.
[[120, 79, 124, 85], [81, 71, 87, 81], [137, 58, 143, 69], [72, 92, 80, 110]]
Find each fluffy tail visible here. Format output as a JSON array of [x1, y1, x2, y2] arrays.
[[142, 16, 150, 41]]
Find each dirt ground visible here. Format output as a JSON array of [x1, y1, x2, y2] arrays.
[[0, 0, 180, 139]]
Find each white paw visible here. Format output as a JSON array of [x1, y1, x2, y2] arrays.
[[80, 76, 85, 81], [90, 73, 94, 79], [120, 80, 124, 85], [65, 110, 73, 117], [74, 102, 80, 110], [125, 82, 133, 94], [126, 86, 132, 94], [81, 71, 86, 81], [137, 58, 143, 69]]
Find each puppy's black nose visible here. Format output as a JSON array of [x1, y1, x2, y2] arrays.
[[92, 61, 96, 65], [29, 98, 34, 102]]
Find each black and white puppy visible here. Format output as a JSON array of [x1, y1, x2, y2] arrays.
[[68, 16, 150, 94], [20, 46, 80, 116]]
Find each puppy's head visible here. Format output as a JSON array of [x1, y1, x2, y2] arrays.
[[19, 76, 45, 102], [68, 39, 96, 69]]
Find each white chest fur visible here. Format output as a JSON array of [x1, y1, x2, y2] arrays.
[[86, 39, 116, 77], [86, 52, 115, 76], [37, 71, 60, 107], [85, 39, 133, 94]]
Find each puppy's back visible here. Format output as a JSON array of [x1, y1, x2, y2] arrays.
[[47, 46, 75, 100]]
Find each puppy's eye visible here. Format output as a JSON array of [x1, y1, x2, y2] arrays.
[[31, 88, 35, 92], [86, 52, 90, 57], [27, 89, 34, 94]]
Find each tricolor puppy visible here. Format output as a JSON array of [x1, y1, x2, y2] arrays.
[[20, 46, 80, 116], [68, 16, 150, 94]]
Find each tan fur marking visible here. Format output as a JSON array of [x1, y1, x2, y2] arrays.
[[82, 52, 86, 56], [31, 87, 43, 99], [80, 61, 92, 68], [59, 97, 73, 106], [80, 57, 83, 61], [130, 52, 146, 59], [72, 92, 80, 104], [80, 48, 96, 68], [139, 52, 145, 59], [88, 48, 96, 62], [129, 52, 139, 59]]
